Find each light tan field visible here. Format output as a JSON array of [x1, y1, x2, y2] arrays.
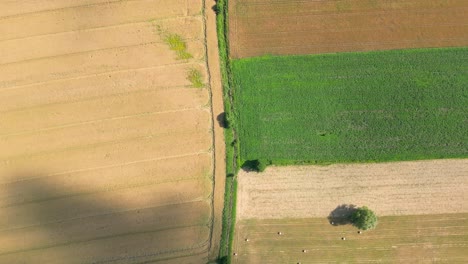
[[0, 0, 224, 263], [233, 214, 468, 263], [234, 160, 468, 263], [237, 159, 468, 220], [229, 0, 468, 58]]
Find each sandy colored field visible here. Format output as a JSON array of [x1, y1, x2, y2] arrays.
[[237, 159, 468, 220], [0, 0, 224, 263], [229, 0, 468, 58], [233, 214, 468, 263]]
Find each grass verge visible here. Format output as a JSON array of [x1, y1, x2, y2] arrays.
[[233, 48, 468, 164], [215, 0, 240, 263]]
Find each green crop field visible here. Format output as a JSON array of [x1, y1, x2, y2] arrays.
[[232, 48, 468, 164]]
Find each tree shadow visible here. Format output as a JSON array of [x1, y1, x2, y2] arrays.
[[241, 160, 257, 172], [328, 204, 358, 226], [0, 169, 211, 263], [216, 112, 228, 128]]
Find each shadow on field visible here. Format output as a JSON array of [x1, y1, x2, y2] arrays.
[[216, 112, 228, 128], [0, 170, 208, 263], [328, 204, 358, 226]]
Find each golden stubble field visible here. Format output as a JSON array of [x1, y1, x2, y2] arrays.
[[237, 159, 468, 219], [233, 159, 468, 263], [0, 0, 224, 263]]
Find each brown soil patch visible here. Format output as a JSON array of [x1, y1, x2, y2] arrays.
[[229, 0, 468, 58], [0, 0, 222, 262], [237, 159, 468, 220]]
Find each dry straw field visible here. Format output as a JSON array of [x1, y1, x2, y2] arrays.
[[229, 0, 468, 58], [233, 160, 468, 263], [0, 0, 224, 263], [234, 214, 468, 263], [237, 160, 468, 220]]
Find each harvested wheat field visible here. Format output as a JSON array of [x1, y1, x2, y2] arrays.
[[233, 160, 468, 263], [233, 214, 468, 263], [237, 159, 468, 220], [0, 0, 224, 263], [229, 0, 468, 58]]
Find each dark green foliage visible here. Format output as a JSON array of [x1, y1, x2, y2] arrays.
[[232, 48, 468, 164], [349, 206, 378, 230], [217, 256, 228, 264], [243, 159, 269, 172]]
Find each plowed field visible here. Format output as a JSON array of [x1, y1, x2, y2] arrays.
[[229, 0, 468, 58], [0, 0, 223, 263]]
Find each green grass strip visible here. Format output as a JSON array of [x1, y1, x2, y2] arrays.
[[214, 0, 240, 263]]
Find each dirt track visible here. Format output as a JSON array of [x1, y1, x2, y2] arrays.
[[229, 0, 468, 58], [237, 159, 468, 220], [0, 0, 224, 263]]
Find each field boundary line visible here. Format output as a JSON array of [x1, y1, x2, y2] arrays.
[[0, 130, 211, 164], [0, 151, 211, 185], [201, 0, 218, 259], [234, 6, 468, 19], [0, 17, 201, 42], [0, 62, 200, 93], [0, 36, 201, 66], [241, 24, 468, 36], [0, 39, 203, 67], [0, 176, 208, 209], [0, 61, 198, 91], [0, 200, 209, 233], [239, 37, 468, 50], [0, 0, 131, 20], [0, 223, 210, 257], [0, 107, 205, 137], [0, 14, 203, 43], [216, 0, 241, 263], [0, 86, 200, 117]]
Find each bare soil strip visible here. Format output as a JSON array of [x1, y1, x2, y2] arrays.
[[229, 0, 468, 58], [204, 0, 227, 258], [0, 0, 222, 262], [237, 159, 468, 219], [233, 214, 468, 263]]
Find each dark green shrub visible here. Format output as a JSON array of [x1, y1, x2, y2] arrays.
[[243, 159, 269, 172], [349, 206, 378, 230], [256, 159, 268, 172]]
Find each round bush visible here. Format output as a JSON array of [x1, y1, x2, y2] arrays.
[[349, 206, 378, 230]]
